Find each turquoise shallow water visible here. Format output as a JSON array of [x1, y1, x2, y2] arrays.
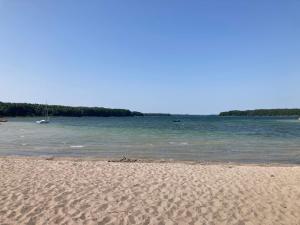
[[1, 116, 300, 163]]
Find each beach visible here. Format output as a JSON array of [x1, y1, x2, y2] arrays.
[[0, 157, 300, 225]]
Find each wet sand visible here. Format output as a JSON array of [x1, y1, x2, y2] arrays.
[[0, 157, 300, 225]]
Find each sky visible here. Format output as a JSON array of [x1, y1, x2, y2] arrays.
[[0, 0, 299, 114]]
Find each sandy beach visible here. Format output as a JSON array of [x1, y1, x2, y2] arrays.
[[0, 157, 300, 225]]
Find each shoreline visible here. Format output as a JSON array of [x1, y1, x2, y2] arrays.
[[1, 154, 300, 167]]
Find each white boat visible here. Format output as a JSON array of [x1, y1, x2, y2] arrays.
[[36, 104, 50, 124], [36, 119, 49, 124]]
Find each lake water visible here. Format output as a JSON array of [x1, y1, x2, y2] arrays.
[[1, 116, 300, 164]]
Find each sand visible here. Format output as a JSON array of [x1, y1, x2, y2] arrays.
[[0, 157, 300, 225]]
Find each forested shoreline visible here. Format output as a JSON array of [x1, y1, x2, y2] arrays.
[[219, 109, 300, 117], [0, 102, 143, 117]]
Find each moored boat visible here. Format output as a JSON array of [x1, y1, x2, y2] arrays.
[[36, 119, 49, 124], [36, 104, 50, 124]]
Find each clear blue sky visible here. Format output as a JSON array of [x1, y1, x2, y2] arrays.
[[0, 0, 299, 114]]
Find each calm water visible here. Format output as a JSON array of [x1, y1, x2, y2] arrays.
[[1, 116, 300, 164]]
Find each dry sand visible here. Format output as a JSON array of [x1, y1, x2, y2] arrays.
[[0, 157, 300, 225]]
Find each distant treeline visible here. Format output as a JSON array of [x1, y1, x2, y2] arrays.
[[219, 109, 300, 117], [0, 102, 143, 117], [143, 113, 171, 116]]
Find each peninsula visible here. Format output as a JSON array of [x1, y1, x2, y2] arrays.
[[0, 101, 143, 117], [219, 109, 300, 117]]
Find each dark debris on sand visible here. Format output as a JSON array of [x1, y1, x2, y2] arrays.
[[108, 156, 138, 163]]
